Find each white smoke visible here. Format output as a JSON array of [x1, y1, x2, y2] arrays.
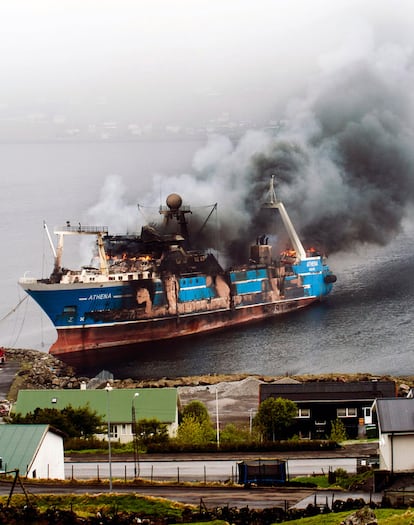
[[86, 24, 414, 261]]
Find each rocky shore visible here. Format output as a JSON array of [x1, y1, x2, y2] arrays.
[[4, 347, 414, 426], [5, 346, 414, 392]]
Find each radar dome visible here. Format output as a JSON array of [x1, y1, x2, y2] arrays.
[[166, 193, 182, 210]]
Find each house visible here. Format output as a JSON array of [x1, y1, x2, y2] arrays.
[[373, 398, 414, 473], [260, 380, 396, 439], [12, 387, 178, 444], [0, 424, 64, 479]]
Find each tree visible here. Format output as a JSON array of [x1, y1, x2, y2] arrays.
[[180, 400, 210, 424], [9, 404, 104, 439], [135, 418, 168, 445], [330, 419, 347, 443], [253, 397, 297, 441], [176, 415, 215, 445], [220, 423, 251, 445]]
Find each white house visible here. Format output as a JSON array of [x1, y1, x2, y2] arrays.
[[13, 387, 178, 444], [373, 398, 414, 473], [0, 424, 65, 479]]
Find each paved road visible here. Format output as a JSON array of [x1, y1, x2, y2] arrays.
[[0, 480, 315, 509], [0, 359, 19, 399], [0, 480, 383, 510]]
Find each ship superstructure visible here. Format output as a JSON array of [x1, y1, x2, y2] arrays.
[[19, 178, 336, 358]]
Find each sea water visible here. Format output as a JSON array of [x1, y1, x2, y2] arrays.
[[1, 141, 413, 379]]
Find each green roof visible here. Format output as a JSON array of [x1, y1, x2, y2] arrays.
[[13, 388, 177, 423], [0, 424, 50, 475]]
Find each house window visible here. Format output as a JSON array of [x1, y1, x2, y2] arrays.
[[337, 407, 357, 418], [297, 407, 310, 418], [110, 424, 118, 439]]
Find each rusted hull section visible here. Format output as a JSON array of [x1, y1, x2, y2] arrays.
[[50, 296, 317, 357]]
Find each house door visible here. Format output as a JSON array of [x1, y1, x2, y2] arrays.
[[363, 407, 372, 424]]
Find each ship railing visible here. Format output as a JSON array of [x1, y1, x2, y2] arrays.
[[55, 225, 109, 234], [18, 276, 38, 284], [159, 205, 191, 213]]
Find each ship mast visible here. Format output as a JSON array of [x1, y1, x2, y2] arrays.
[[262, 175, 307, 261], [53, 225, 109, 276]]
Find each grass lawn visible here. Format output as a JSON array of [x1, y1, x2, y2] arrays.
[[283, 508, 414, 524], [0, 493, 193, 520]]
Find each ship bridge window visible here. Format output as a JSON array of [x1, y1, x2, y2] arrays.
[[118, 276, 123, 280], [128, 274, 134, 280]]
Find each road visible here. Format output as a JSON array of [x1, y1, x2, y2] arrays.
[[0, 479, 382, 511], [0, 480, 315, 509], [0, 359, 19, 399]]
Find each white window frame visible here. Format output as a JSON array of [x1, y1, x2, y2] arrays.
[[110, 424, 118, 438], [297, 407, 311, 418], [337, 407, 357, 418]]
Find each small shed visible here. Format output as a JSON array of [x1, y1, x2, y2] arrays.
[[373, 398, 414, 473], [0, 424, 64, 479]]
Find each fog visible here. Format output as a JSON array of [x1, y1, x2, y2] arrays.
[[2, 0, 414, 126], [3, 0, 414, 260]]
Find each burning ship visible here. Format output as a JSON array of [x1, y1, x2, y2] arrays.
[[19, 177, 336, 358]]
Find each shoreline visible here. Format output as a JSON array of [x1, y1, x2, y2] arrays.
[[4, 346, 413, 395]]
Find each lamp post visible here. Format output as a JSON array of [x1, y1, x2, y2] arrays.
[[248, 408, 256, 435], [105, 382, 113, 492], [132, 392, 140, 478], [214, 387, 220, 448], [207, 385, 220, 448]]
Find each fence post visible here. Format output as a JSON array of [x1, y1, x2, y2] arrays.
[[204, 465, 206, 484], [177, 466, 180, 484]]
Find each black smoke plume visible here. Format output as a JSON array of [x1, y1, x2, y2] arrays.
[[89, 41, 414, 266], [184, 43, 414, 262]]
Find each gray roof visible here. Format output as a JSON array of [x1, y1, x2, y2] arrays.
[[260, 381, 396, 402], [375, 398, 414, 433]]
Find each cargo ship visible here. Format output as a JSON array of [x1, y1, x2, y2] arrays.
[[19, 177, 336, 358]]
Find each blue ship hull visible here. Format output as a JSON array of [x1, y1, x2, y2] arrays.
[[19, 181, 336, 358], [20, 258, 335, 357]]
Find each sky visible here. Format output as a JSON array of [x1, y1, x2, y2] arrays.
[[2, 0, 414, 126], [2, 0, 414, 259]]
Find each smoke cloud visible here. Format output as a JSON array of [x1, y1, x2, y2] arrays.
[[174, 35, 414, 261], [89, 28, 414, 265]]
